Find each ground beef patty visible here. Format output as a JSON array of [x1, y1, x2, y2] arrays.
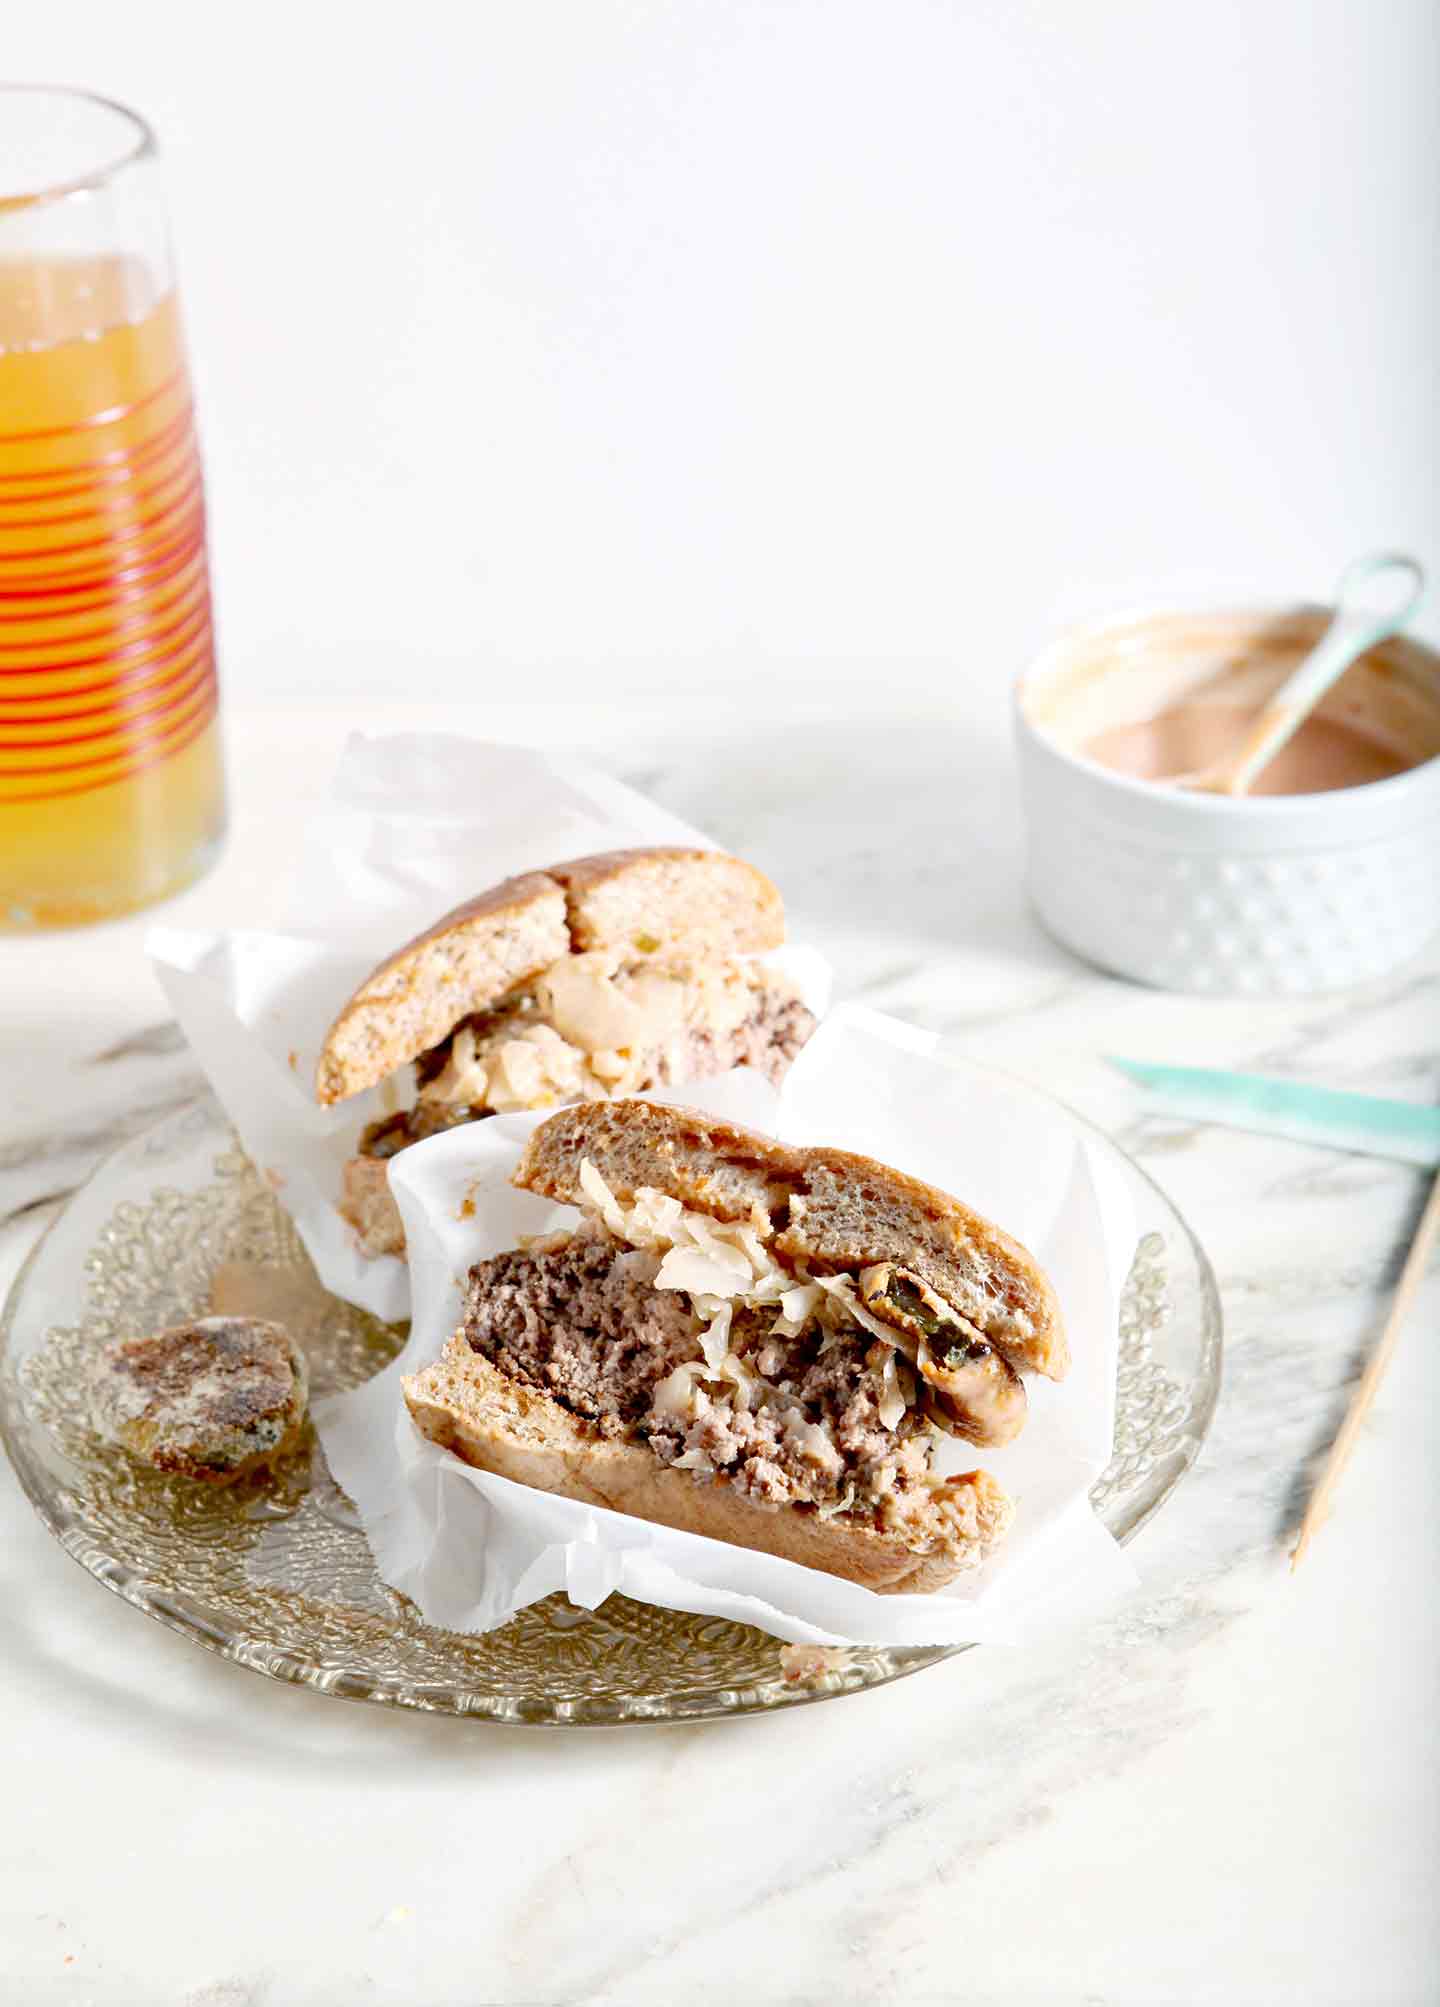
[[461, 1229, 935, 1514], [648, 1313, 933, 1510], [462, 1228, 700, 1432], [673, 989, 815, 1097]]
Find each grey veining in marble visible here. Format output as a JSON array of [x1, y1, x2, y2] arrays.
[[0, 1024, 203, 1230]]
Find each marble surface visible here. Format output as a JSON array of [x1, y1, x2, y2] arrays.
[[2, 701, 1437, 2007]]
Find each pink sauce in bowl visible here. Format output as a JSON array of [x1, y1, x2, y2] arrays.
[[1083, 702, 1412, 795], [1013, 604, 1440, 993]]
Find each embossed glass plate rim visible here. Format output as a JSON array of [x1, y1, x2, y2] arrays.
[[0, 1088, 1222, 1727]]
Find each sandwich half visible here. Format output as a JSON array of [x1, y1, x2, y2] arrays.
[[315, 846, 816, 1256], [403, 1101, 1068, 1594]]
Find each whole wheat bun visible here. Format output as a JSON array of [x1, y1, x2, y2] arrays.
[[339, 1154, 407, 1257], [315, 847, 786, 1105], [514, 1099, 1068, 1380], [403, 1338, 1013, 1593]]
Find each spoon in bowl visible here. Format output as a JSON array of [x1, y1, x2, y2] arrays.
[[1179, 551, 1426, 796]]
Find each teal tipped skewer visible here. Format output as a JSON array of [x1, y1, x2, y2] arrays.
[[1107, 1058, 1440, 1166], [1109, 1052, 1440, 1567], [1290, 1163, 1440, 1568]]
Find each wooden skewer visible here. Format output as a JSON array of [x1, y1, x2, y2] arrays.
[[1291, 1162, 1440, 1569]]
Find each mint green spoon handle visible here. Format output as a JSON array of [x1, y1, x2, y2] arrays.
[[1200, 551, 1425, 796]]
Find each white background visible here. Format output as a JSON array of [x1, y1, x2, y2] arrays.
[[9, 0, 1439, 710], [2, 18, 1440, 1995]]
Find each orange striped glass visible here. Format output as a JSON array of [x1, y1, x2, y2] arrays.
[[0, 89, 224, 928]]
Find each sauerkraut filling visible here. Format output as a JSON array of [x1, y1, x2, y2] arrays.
[[360, 956, 814, 1160], [459, 1162, 988, 1547]]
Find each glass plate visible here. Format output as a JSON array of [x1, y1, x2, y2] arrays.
[[0, 1089, 1221, 1725]]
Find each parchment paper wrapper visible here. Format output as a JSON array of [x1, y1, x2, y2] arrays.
[[318, 1006, 1140, 1649], [149, 734, 831, 1324]]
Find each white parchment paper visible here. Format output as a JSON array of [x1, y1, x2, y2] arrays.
[[149, 734, 831, 1324], [318, 1006, 1140, 1649]]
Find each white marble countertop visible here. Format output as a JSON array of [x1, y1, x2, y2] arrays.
[[2, 701, 1437, 2007]]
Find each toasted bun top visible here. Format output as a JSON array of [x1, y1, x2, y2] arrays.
[[315, 846, 786, 1105], [513, 1100, 1069, 1379]]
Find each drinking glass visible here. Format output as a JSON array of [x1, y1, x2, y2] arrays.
[[0, 87, 225, 928]]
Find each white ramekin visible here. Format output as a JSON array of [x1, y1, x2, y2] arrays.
[[1013, 605, 1440, 994]]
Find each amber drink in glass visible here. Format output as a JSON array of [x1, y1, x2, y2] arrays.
[[0, 88, 224, 928]]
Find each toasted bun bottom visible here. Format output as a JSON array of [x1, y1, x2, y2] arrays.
[[403, 1336, 1013, 1594], [340, 1154, 407, 1257]]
